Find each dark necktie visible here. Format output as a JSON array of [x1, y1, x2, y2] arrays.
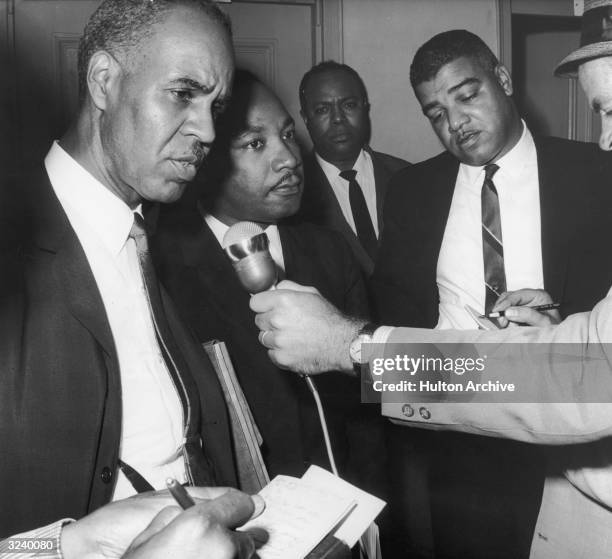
[[129, 213, 215, 487], [481, 164, 507, 313], [339, 169, 378, 259]]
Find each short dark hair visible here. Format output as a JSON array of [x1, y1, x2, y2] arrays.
[[298, 61, 368, 111], [77, 0, 231, 101], [199, 69, 263, 209], [410, 30, 498, 89]]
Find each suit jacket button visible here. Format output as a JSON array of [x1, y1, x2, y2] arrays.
[[100, 466, 113, 484], [402, 404, 415, 417], [419, 407, 431, 420]]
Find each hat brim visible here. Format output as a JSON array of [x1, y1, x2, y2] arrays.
[[555, 41, 612, 77]]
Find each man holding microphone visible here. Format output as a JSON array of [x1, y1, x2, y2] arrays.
[[250, 3, 612, 556]]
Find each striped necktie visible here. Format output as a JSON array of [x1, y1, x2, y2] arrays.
[[129, 213, 216, 488], [481, 164, 506, 313]]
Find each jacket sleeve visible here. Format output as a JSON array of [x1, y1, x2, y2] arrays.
[[383, 289, 612, 444]]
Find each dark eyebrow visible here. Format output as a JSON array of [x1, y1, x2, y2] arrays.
[[421, 77, 481, 115], [421, 101, 440, 115], [235, 125, 265, 139], [168, 77, 214, 93], [447, 77, 481, 94], [234, 116, 294, 140]]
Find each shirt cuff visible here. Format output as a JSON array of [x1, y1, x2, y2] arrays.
[[372, 325, 394, 344], [0, 519, 74, 559]]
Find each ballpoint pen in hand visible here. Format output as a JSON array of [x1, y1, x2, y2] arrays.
[[166, 477, 196, 510], [480, 302, 560, 319]]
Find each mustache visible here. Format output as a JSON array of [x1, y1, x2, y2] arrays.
[[177, 144, 207, 167], [273, 170, 301, 189], [191, 144, 207, 167]]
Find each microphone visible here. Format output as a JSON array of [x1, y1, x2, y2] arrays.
[[222, 221, 339, 477], [222, 221, 277, 294]]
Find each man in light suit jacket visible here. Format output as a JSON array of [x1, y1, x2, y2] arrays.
[[246, 7, 612, 556], [297, 61, 410, 275], [369, 30, 612, 559], [0, 0, 242, 544]]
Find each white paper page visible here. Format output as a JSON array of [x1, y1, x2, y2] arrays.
[[239, 474, 354, 559], [301, 466, 386, 547]]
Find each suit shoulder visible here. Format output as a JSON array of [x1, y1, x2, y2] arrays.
[[371, 150, 411, 172], [386, 151, 456, 198], [537, 136, 604, 160], [284, 221, 351, 250], [537, 136, 612, 179], [282, 221, 363, 273]]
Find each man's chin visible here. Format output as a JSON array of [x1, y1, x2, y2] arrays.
[[452, 147, 494, 168], [146, 182, 188, 205], [321, 144, 361, 163]]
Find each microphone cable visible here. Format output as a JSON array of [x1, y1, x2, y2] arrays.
[[303, 375, 338, 476]]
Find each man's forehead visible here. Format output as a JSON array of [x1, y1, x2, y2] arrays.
[[135, 8, 230, 58], [579, 57, 612, 104], [246, 100, 293, 131], [306, 71, 362, 98], [434, 57, 484, 87], [416, 58, 485, 103], [128, 10, 233, 88]]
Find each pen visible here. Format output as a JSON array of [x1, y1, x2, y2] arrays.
[[480, 302, 560, 319], [166, 477, 196, 510]]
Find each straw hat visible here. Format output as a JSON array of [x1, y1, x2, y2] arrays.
[[555, 0, 612, 77]]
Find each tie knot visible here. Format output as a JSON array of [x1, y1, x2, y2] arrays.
[[339, 169, 357, 182], [130, 213, 148, 239], [484, 164, 499, 181]]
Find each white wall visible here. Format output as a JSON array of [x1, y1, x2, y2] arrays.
[[342, 0, 500, 163]]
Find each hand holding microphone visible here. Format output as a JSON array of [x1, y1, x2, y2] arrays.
[[222, 221, 339, 475]]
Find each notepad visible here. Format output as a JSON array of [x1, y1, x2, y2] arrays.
[[239, 465, 386, 559]]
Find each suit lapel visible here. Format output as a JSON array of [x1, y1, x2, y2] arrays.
[[30, 177, 117, 360], [429, 155, 460, 263], [278, 225, 313, 285], [535, 137, 570, 304], [181, 220, 253, 330], [307, 154, 374, 273], [369, 149, 391, 233]]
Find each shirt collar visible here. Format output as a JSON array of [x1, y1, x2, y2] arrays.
[[204, 213, 280, 248], [45, 141, 137, 256], [459, 120, 534, 187], [315, 148, 367, 180], [204, 213, 231, 246]]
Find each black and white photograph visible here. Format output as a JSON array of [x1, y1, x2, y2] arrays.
[[2, 0, 612, 558]]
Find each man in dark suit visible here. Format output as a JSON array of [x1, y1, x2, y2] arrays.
[[0, 0, 243, 544], [155, 70, 384, 490], [371, 30, 612, 558], [297, 61, 409, 275]]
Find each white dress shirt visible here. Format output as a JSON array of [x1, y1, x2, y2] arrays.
[[436, 122, 543, 330], [45, 142, 187, 500], [205, 213, 286, 272], [316, 149, 379, 237]]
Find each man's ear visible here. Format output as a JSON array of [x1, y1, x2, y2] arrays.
[[300, 109, 309, 127], [495, 64, 513, 96], [87, 50, 122, 111]]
